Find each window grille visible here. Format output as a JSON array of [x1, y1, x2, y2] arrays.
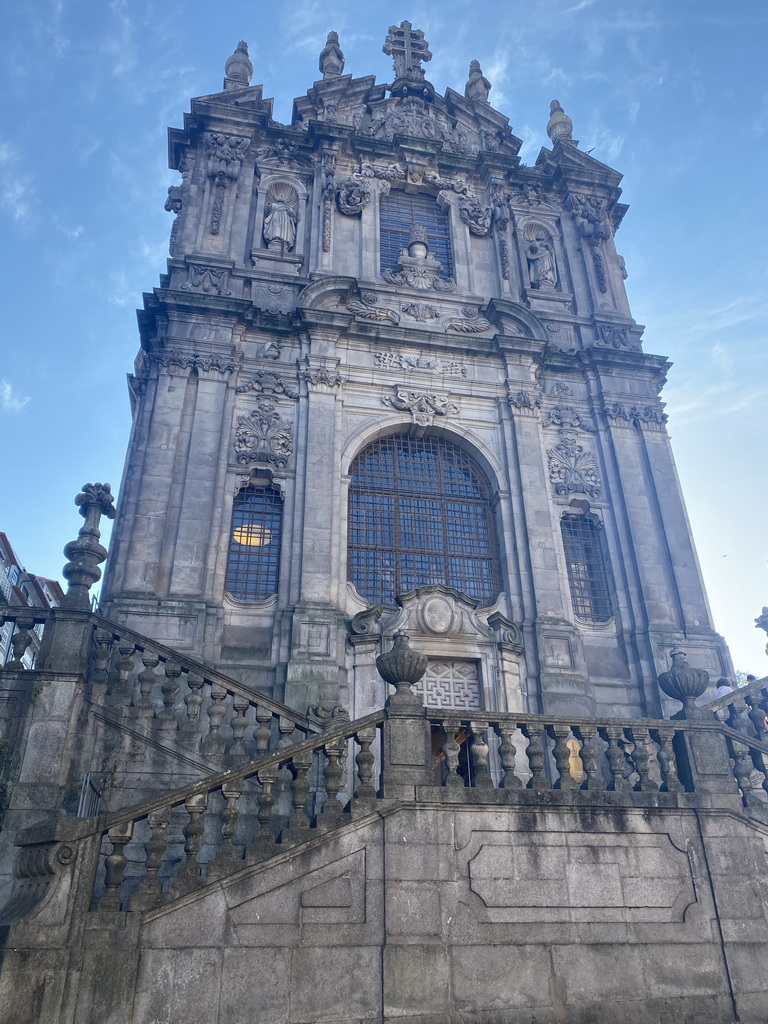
[[225, 485, 283, 601], [348, 435, 500, 605], [379, 190, 453, 278], [560, 513, 612, 622]]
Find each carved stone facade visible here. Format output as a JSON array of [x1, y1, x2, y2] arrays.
[[99, 20, 730, 726], [1, 24, 758, 1024]]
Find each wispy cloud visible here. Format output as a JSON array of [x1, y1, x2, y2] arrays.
[[0, 140, 35, 225], [0, 380, 30, 413]]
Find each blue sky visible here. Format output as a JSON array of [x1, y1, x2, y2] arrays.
[[1, 0, 767, 673]]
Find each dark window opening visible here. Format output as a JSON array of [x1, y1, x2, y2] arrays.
[[561, 513, 612, 623], [348, 435, 500, 606], [379, 189, 453, 278]]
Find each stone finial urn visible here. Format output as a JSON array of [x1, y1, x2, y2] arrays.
[[657, 649, 709, 718], [376, 631, 427, 707], [547, 99, 573, 143]]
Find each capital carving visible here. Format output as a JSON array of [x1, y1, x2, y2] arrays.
[[236, 371, 298, 398]]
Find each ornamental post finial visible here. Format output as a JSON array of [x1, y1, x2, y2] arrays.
[[319, 31, 345, 79], [547, 99, 574, 143], [61, 483, 116, 609], [224, 40, 253, 90]]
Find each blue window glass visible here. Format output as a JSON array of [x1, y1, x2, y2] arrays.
[[379, 190, 453, 278], [225, 486, 282, 600]]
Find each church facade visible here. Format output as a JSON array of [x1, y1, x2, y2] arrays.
[[4, 24, 768, 1024], [101, 24, 729, 725]]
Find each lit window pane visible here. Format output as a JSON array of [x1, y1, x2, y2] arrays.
[[225, 486, 282, 600]]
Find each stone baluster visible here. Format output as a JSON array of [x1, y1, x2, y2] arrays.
[[521, 724, 550, 790], [730, 739, 762, 809], [253, 705, 273, 755], [628, 726, 657, 791], [157, 661, 181, 732], [603, 725, 632, 792], [107, 642, 136, 705], [135, 650, 160, 711], [248, 765, 278, 862], [495, 723, 522, 790], [228, 696, 250, 762], [133, 807, 171, 908], [210, 781, 243, 877], [354, 725, 378, 805], [745, 696, 766, 741], [654, 727, 684, 793], [441, 722, 464, 789], [172, 793, 208, 893], [319, 737, 347, 822], [278, 716, 297, 748], [90, 629, 113, 689], [181, 674, 204, 748], [548, 724, 576, 790], [468, 720, 493, 789], [100, 821, 134, 911], [286, 750, 314, 834], [2, 615, 36, 670], [204, 683, 227, 755], [573, 725, 603, 790]]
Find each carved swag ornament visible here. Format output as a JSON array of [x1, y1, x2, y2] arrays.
[[383, 385, 459, 427], [234, 400, 293, 469]]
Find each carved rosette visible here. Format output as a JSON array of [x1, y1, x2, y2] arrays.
[[383, 385, 459, 427], [336, 175, 372, 215], [547, 431, 601, 498], [234, 400, 293, 469]]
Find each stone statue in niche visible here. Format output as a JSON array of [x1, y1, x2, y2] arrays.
[[263, 182, 299, 252], [525, 222, 557, 289]]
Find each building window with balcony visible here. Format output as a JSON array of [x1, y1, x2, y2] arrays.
[[379, 189, 453, 279]]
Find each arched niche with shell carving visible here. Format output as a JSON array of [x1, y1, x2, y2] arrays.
[[262, 181, 300, 253], [522, 220, 558, 290]]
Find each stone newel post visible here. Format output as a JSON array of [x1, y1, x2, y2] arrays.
[[658, 649, 740, 802], [61, 483, 116, 609], [377, 632, 432, 799]]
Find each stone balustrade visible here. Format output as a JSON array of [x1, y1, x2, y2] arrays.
[[88, 711, 385, 912]]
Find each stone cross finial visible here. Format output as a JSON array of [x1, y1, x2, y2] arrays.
[[383, 21, 432, 81], [61, 483, 117, 609], [319, 31, 345, 79], [224, 41, 253, 90], [547, 99, 574, 143]]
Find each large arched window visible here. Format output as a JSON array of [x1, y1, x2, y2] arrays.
[[560, 512, 612, 622], [379, 189, 453, 278], [225, 485, 282, 600], [348, 434, 501, 606]]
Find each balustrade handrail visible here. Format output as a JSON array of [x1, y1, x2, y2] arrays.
[[1, 605, 315, 732], [703, 674, 768, 714], [70, 709, 386, 841], [90, 613, 316, 732], [719, 722, 768, 758], [427, 708, 713, 733]]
